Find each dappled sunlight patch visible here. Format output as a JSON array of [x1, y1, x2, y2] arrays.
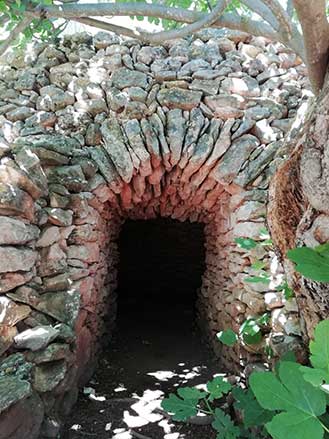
[[112, 428, 133, 439], [115, 384, 128, 393]]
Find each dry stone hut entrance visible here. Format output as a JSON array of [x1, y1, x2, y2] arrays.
[[0, 29, 308, 438], [98, 218, 210, 392], [116, 218, 206, 338]]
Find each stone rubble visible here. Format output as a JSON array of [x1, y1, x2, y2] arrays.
[[0, 28, 310, 438]]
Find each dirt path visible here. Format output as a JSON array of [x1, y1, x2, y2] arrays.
[[63, 302, 218, 439]]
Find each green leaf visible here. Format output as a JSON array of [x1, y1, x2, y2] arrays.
[[315, 243, 329, 257], [251, 260, 267, 270], [177, 387, 207, 400], [257, 313, 270, 326], [240, 319, 263, 345], [206, 376, 232, 402], [244, 274, 270, 284], [300, 320, 329, 386], [287, 247, 329, 282], [212, 408, 241, 439], [217, 329, 238, 346], [250, 361, 327, 439], [232, 387, 273, 428], [161, 393, 198, 421], [235, 237, 257, 250], [267, 410, 324, 439]]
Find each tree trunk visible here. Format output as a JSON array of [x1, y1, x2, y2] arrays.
[[268, 72, 329, 341]]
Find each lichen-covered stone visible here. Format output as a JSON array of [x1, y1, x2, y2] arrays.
[[0, 247, 37, 273], [32, 360, 67, 393], [157, 87, 202, 110], [100, 119, 134, 183], [211, 135, 260, 184], [0, 217, 39, 245], [45, 208, 73, 227], [111, 67, 148, 89], [0, 183, 35, 221], [0, 376, 31, 414]]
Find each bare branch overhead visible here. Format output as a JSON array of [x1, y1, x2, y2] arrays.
[[293, 0, 329, 92], [28, 1, 304, 58]]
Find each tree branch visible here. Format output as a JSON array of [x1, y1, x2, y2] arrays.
[[260, 0, 293, 37], [241, 0, 281, 31], [73, 17, 141, 40], [293, 0, 329, 92], [0, 16, 33, 57], [29, 2, 304, 58], [134, 0, 231, 44], [75, 1, 231, 44]]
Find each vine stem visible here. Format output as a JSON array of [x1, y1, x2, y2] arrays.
[[204, 397, 215, 415], [320, 421, 329, 434], [198, 407, 213, 415]]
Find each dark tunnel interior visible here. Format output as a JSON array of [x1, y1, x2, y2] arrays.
[[117, 218, 206, 332]]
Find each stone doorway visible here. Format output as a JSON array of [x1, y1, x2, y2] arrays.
[[64, 218, 218, 438]]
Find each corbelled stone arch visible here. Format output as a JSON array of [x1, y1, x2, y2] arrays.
[[0, 29, 308, 438]]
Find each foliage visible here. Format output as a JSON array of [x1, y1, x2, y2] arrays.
[[287, 244, 329, 282], [162, 319, 329, 439], [0, 0, 66, 50], [232, 387, 273, 428], [250, 361, 328, 439], [161, 376, 232, 419], [217, 328, 238, 346], [300, 320, 329, 387], [212, 408, 241, 439], [218, 313, 269, 347]]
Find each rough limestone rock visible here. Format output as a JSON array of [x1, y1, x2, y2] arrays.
[[14, 326, 59, 352], [0, 377, 31, 414], [0, 217, 39, 245], [0, 248, 37, 273]]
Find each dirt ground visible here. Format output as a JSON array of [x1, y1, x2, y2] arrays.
[[63, 220, 219, 439], [63, 303, 218, 439]]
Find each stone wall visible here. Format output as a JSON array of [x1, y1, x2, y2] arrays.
[[0, 29, 310, 438]]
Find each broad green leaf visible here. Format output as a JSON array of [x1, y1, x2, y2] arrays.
[[250, 362, 327, 439], [232, 387, 273, 428], [267, 410, 324, 439], [301, 320, 329, 386], [310, 320, 329, 371], [206, 376, 232, 402], [161, 393, 198, 421], [212, 408, 241, 439], [250, 371, 291, 411], [235, 237, 257, 250], [217, 329, 238, 346], [177, 387, 207, 400], [287, 247, 329, 282]]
